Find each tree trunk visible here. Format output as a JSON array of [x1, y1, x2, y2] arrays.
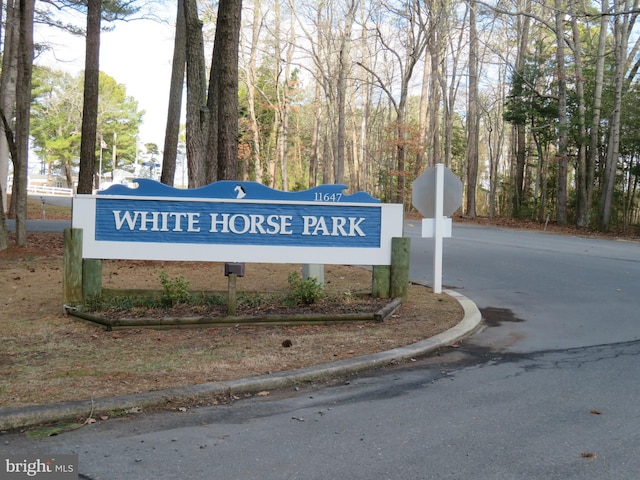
[[243, 0, 263, 183], [77, 0, 101, 194], [308, 80, 321, 188], [277, 13, 296, 191], [444, 16, 463, 170], [356, 0, 369, 192], [0, 180, 6, 250], [13, 0, 35, 246], [465, 0, 478, 218], [415, 45, 429, 175], [184, 0, 208, 188], [335, 0, 357, 185], [555, 0, 568, 226], [161, 0, 186, 186], [587, 0, 608, 226], [598, 1, 631, 230], [428, 34, 441, 167], [0, 0, 18, 215], [0, 4, 8, 248], [511, 0, 531, 216], [570, 0, 588, 227], [207, 0, 241, 181]]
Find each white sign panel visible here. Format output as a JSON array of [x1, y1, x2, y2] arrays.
[[72, 179, 404, 266]]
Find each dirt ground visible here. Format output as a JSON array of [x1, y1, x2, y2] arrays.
[[0, 207, 463, 409]]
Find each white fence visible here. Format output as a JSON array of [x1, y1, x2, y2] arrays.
[[25, 185, 74, 196]]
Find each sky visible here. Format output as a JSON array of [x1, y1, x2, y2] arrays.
[[35, 7, 177, 149]]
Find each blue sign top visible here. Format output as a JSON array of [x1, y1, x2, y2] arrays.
[[98, 179, 380, 204]]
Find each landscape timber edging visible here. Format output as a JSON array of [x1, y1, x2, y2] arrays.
[[63, 297, 403, 330]]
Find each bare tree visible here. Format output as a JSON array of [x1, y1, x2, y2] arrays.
[[511, 0, 532, 217], [240, 0, 265, 182], [334, 0, 357, 184], [466, 0, 479, 218], [362, 0, 429, 205], [598, 0, 640, 230], [442, 3, 466, 171], [277, 14, 297, 190], [569, 0, 588, 227], [586, 0, 608, 227], [291, 0, 358, 185], [554, 0, 568, 226]]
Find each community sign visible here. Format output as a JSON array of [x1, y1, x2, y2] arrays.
[[71, 179, 404, 265]]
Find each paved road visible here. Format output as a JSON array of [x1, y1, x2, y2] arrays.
[[3, 224, 639, 479], [406, 222, 639, 352], [5, 218, 70, 232], [5, 194, 71, 232]]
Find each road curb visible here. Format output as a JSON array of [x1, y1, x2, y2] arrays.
[[0, 289, 482, 432]]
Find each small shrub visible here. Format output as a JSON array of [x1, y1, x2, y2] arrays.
[[84, 294, 160, 312], [203, 294, 227, 307], [159, 271, 191, 307], [238, 292, 266, 308], [83, 294, 105, 311], [286, 271, 324, 305]]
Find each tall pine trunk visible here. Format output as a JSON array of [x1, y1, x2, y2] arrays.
[[77, 0, 101, 194], [161, 0, 186, 186]]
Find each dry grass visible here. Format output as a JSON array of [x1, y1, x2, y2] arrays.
[[1, 220, 462, 408]]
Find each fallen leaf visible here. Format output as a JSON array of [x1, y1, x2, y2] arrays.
[[257, 391, 270, 396], [581, 452, 596, 458], [590, 410, 602, 415]]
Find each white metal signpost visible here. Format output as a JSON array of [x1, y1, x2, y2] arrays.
[[412, 164, 463, 294]]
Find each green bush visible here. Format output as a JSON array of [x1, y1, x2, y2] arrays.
[[203, 294, 226, 306], [238, 292, 266, 308], [159, 271, 191, 307], [285, 271, 324, 305], [84, 294, 161, 312]]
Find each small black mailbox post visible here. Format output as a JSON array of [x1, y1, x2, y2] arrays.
[[224, 263, 245, 315], [224, 262, 245, 277]]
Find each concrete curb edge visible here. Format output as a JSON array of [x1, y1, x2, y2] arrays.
[[0, 289, 482, 431]]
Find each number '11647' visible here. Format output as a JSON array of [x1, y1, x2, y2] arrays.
[[314, 192, 343, 202]]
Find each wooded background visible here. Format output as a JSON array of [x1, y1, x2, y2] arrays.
[[1, 0, 640, 251]]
